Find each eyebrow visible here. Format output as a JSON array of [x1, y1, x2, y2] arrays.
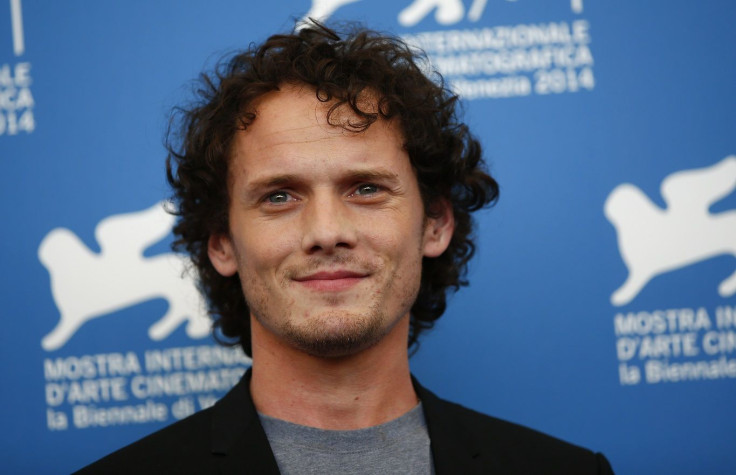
[[342, 169, 401, 185], [248, 174, 299, 190], [246, 169, 401, 192]]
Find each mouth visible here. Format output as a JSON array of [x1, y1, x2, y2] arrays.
[[292, 270, 368, 292]]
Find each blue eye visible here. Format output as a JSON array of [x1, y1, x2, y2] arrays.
[[266, 191, 291, 203], [355, 184, 379, 195]]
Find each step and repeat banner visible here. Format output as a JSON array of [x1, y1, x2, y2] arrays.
[[2, 1, 735, 473]]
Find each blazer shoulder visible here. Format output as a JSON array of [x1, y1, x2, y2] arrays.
[[419, 386, 614, 474], [73, 406, 216, 475], [73, 370, 276, 475]]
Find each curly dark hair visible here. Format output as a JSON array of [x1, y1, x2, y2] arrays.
[[166, 22, 498, 357]]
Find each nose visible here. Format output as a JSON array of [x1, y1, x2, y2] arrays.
[[301, 191, 358, 254]]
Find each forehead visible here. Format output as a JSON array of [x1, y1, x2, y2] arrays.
[[229, 85, 407, 177], [246, 84, 388, 137]]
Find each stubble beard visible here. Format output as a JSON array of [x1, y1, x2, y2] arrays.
[[278, 304, 388, 358], [245, 253, 422, 358]]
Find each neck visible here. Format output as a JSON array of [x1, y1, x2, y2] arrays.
[[249, 315, 417, 430]]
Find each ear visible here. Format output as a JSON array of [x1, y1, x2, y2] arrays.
[[208, 234, 239, 276], [422, 199, 455, 258]]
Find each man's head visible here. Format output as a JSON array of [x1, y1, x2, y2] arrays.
[[167, 22, 498, 357]]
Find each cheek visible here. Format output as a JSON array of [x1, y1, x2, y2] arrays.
[[367, 221, 426, 276], [364, 206, 425, 243], [237, 222, 298, 270]]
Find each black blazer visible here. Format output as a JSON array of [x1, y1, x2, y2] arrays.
[[76, 370, 613, 474]]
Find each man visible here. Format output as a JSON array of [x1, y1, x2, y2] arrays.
[[78, 22, 613, 474]]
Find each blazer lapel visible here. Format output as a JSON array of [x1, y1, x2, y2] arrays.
[[414, 377, 489, 475], [211, 368, 280, 475], [209, 370, 493, 474]]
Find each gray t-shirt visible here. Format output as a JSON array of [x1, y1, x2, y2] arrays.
[[258, 403, 435, 475]]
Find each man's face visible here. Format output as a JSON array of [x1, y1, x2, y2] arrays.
[[208, 84, 453, 358]]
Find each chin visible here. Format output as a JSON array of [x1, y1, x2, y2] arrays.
[[280, 310, 388, 358]]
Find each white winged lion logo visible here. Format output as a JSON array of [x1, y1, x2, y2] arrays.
[[298, 0, 490, 28], [605, 156, 736, 306], [297, 0, 583, 29], [39, 202, 210, 351]]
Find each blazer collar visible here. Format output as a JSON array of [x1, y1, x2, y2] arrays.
[[209, 369, 483, 474], [210, 368, 280, 474], [413, 376, 486, 474]]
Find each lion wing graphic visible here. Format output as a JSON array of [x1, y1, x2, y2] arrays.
[[40, 202, 209, 351], [605, 156, 736, 306]]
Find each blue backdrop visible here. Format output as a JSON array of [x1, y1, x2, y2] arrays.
[[2, 1, 735, 473]]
